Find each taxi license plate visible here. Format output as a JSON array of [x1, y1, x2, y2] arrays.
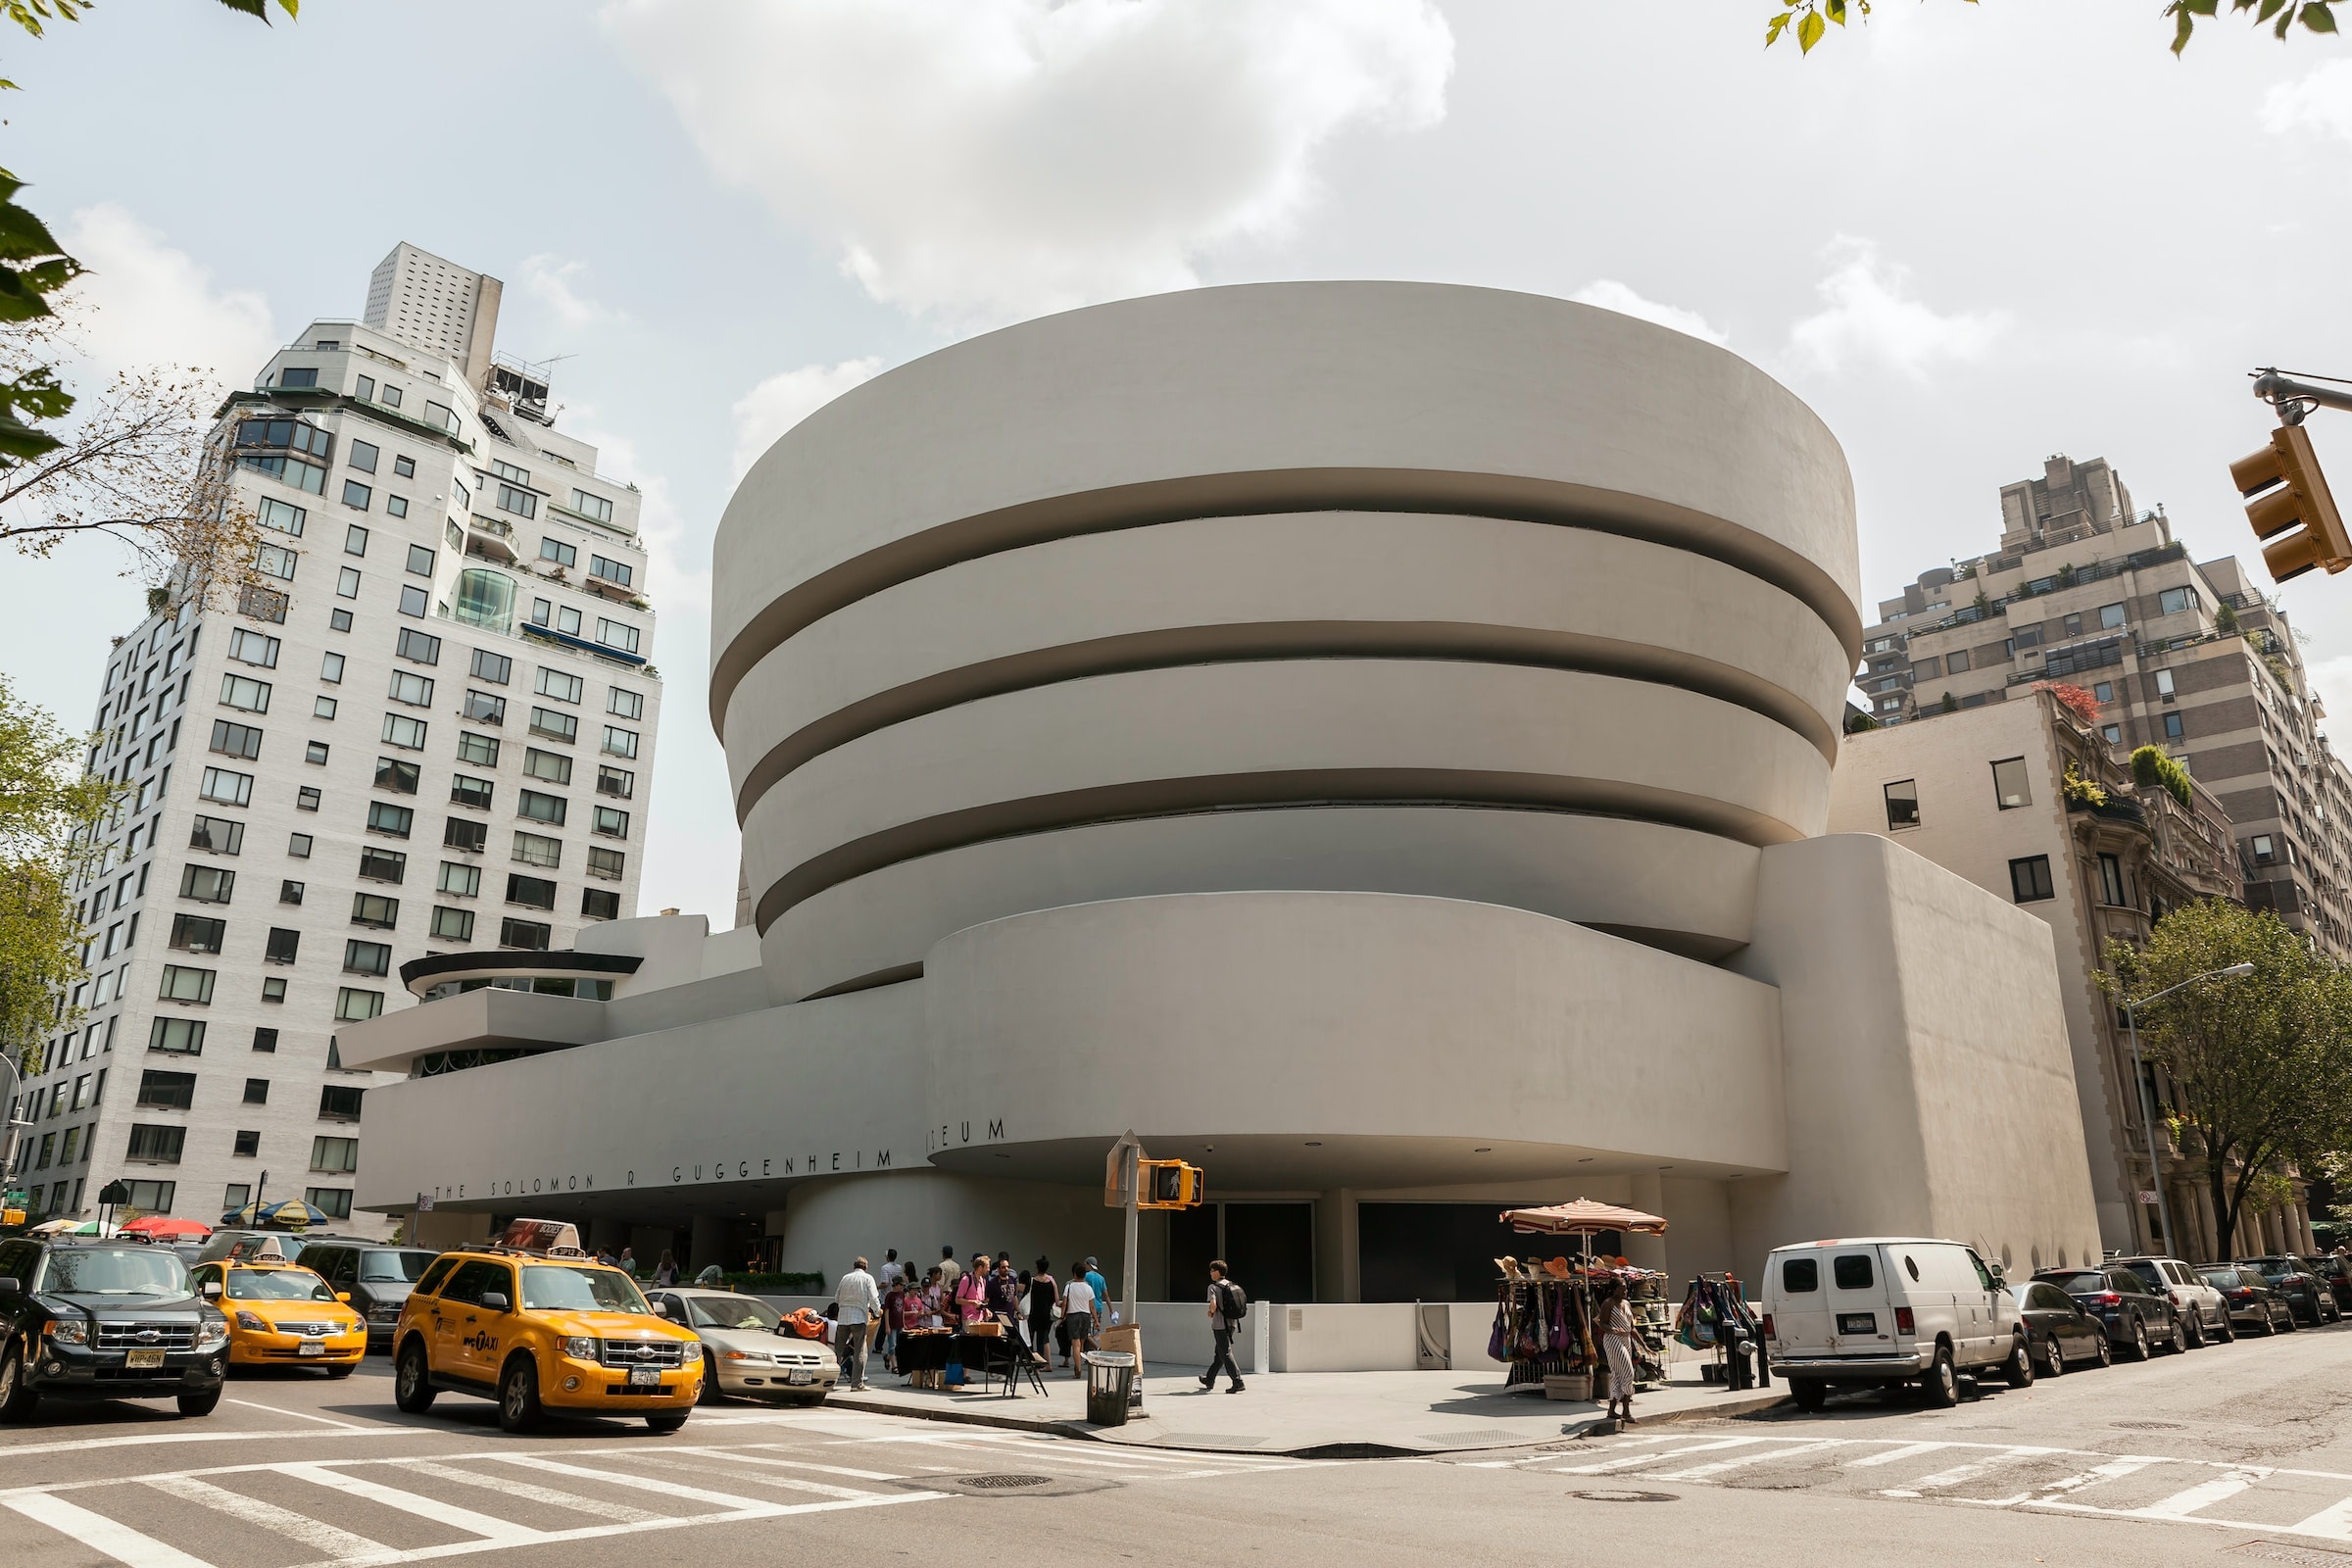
[[125, 1349, 166, 1369], [298, 1342, 324, 1357], [628, 1366, 662, 1388], [785, 1371, 814, 1386]]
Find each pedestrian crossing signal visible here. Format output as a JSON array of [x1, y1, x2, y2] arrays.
[[1139, 1159, 1205, 1209]]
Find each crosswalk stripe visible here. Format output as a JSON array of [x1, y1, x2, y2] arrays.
[[1552, 1438, 1764, 1475], [740, 1449, 908, 1481], [627, 1453, 880, 1501], [2131, 1470, 2267, 1519], [1652, 1439, 1854, 1481], [393, 1461, 665, 1525], [1845, 1442, 1952, 1469], [142, 1475, 388, 1561], [1972, 1454, 2166, 1507], [2285, 1495, 2352, 1541], [276, 1465, 547, 1545], [490, 1453, 779, 1510], [1882, 1446, 2064, 1498], [2, 1491, 216, 1568]]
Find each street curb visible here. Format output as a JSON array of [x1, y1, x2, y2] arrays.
[[820, 1384, 1791, 1456]]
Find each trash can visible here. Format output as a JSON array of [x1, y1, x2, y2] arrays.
[[1085, 1351, 1137, 1426]]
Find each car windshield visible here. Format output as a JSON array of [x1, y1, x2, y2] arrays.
[[2045, 1271, 2107, 1293], [360, 1250, 432, 1283], [519, 1265, 649, 1313], [42, 1248, 190, 1297], [227, 1268, 334, 1301], [687, 1296, 782, 1330]]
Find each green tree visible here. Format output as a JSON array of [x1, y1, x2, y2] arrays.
[[2100, 903, 2352, 1259], [0, 675, 120, 1073], [1766, 0, 2338, 57]]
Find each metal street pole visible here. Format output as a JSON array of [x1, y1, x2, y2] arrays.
[[2125, 962, 2255, 1260]]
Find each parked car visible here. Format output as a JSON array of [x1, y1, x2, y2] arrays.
[[2307, 1254, 2352, 1314], [295, 1243, 442, 1353], [1763, 1237, 2029, 1410], [645, 1287, 837, 1405], [0, 1236, 230, 1419], [2034, 1265, 2180, 1359], [2238, 1256, 2338, 1326], [2113, 1255, 2232, 1347], [2203, 1265, 2296, 1335], [2007, 1278, 2112, 1374]]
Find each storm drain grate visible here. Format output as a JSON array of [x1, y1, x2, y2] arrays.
[[957, 1474, 1054, 1491], [1419, 1428, 1530, 1447]]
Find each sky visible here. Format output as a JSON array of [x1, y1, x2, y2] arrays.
[[7, 0, 2352, 927]]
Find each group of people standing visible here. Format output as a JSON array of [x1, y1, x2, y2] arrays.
[[830, 1247, 1115, 1390]]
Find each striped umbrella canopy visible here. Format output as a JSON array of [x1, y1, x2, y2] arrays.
[[1500, 1200, 1668, 1237]]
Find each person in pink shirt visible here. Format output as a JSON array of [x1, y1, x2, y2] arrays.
[[955, 1252, 992, 1325]]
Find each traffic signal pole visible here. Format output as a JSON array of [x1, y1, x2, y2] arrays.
[[2255, 369, 2352, 420], [2235, 368, 2352, 583]]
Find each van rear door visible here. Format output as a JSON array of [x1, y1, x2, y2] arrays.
[[1823, 1246, 1897, 1355], [1767, 1249, 1837, 1359]]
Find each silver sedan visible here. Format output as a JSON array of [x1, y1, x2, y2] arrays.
[[647, 1288, 837, 1405]]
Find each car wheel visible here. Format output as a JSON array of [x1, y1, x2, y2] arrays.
[[1790, 1378, 1829, 1412], [2092, 1331, 2113, 1368], [2003, 1334, 2034, 1388], [646, 1411, 689, 1434], [394, 1339, 437, 1413], [1920, 1346, 1959, 1408], [2131, 1317, 2151, 1361], [0, 1344, 39, 1422], [2183, 1313, 2204, 1350], [2216, 1311, 2234, 1345], [699, 1351, 723, 1406], [175, 1387, 222, 1418], [498, 1354, 543, 1435], [2041, 1333, 2065, 1376], [2284, 1304, 2302, 1333]]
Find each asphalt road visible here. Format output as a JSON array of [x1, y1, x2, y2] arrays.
[[8, 1320, 2352, 1568]]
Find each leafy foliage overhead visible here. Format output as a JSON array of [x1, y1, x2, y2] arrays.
[[1766, 0, 2337, 56]]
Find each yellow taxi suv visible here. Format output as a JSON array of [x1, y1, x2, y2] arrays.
[[392, 1219, 702, 1433], [188, 1247, 366, 1377]]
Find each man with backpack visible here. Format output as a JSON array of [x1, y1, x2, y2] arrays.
[[1200, 1260, 1247, 1393]]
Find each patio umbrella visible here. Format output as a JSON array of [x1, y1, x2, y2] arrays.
[[122, 1216, 211, 1240], [1499, 1200, 1669, 1238], [29, 1217, 121, 1237], [218, 1198, 329, 1229]]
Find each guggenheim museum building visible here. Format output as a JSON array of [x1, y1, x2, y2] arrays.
[[349, 282, 2102, 1303]]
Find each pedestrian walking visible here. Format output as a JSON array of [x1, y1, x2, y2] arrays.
[[1601, 1278, 1639, 1424], [1200, 1259, 1247, 1393], [1027, 1257, 1057, 1362], [655, 1250, 679, 1287], [1084, 1257, 1111, 1327], [937, 1246, 962, 1295], [834, 1255, 882, 1391], [878, 1249, 905, 1289], [1062, 1260, 1097, 1376], [879, 1274, 907, 1374]]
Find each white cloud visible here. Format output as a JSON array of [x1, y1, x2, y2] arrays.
[[1569, 279, 1729, 347], [55, 204, 276, 392], [2262, 60, 2352, 144], [600, 0, 1453, 327], [520, 253, 627, 331], [730, 357, 885, 481], [1785, 236, 2006, 380]]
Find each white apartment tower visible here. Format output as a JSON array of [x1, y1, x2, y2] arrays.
[[11, 243, 662, 1236]]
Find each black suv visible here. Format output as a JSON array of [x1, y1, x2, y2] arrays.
[[0, 1237, 230, 1418], [2034, 1264, 2180, 1359], [295, 1243, 442, 1352], [2237, 1256, 2338, 1326]]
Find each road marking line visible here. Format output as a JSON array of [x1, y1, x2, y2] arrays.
[[277, 1464, 547, 1545], [2129, 1469, 2269, 1519], [1966, 1454, 2168, 1506], [1846, 1442, 1952, 1469], [2, 1490, 216, 1568], [143, 1474, 389, 1561], [738, 1449, 907, 1480], [1552, 1437, 1765, 1475], [490, 1453, 783, 1510], [2286, 1494, 2352, 1541], [0, 1428, 407, 1461], [223, 1399, 379, 1431], [393, 1460, 665, 1524], [1881, 1446, 2065, 1498], [1652, 1439, 1855, 1482], [626, 1452, 880, 1501]]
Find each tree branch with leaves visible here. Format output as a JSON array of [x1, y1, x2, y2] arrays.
[[0, 675, 122, 1074], [1767, 0, 2338, 56]]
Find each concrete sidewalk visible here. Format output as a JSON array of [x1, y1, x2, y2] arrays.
[[824, 1359, 1787, 1456]]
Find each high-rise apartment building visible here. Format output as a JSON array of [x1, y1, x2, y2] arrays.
[[1856, 454, 2352, 956], [9, 244, 662, 1233]]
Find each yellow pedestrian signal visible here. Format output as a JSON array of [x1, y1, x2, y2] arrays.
[[2232, 422, 2352, 584], [1138, 1159, 1205, 1209]]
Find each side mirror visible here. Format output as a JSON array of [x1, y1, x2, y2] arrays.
[[336, 1292, 352, 1303], [0, 1277, 17, 1295], [648, 1300, 667, 1316], [202, 1281, 221, 1298], [479, 1292, 510, 1313]]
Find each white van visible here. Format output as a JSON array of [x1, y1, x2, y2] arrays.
[[1763, 1237, 2029, 1409]]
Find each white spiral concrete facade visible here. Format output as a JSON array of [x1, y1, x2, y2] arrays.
[[351, 283, 2105, 1293]]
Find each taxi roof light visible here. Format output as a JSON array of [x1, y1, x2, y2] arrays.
[[455, 1217, 592, 1260]]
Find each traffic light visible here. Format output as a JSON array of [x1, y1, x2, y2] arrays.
[[1138, 1159, 1205, 1209], [2232, 422, 2352, 583]]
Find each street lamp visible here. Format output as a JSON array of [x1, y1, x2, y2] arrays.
[[2123, 961, 2256, 1260]]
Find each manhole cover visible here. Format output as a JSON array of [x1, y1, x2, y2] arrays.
[[1568, 1489, 1677, 1503], [2232, 1541, 2352, 1565], [2113, 1420, 2185, 1430], [1420, 1428, 1529, 1447], [957, 1474, 1054, 1491]]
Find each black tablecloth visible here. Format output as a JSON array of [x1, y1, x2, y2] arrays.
[[895, 1330, 1028, 1377]]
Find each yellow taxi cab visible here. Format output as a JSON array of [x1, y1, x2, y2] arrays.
[[391, 1218, 702, 1433], [187, 1238, 366, 1376]]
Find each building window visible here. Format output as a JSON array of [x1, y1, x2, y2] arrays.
[[596, 765, 634, 799], [228, 628, 280, 668], [345, 523, 369, 557], [279, 880, 304, 906], [397, 627, 442, 665], [261, 976, 286, 1004], [1946, 649, 1970, 675], [297, 786, 321, 811], [253, 1027, 277, 1053], [2093, 681, 2113, 703], [2253, 834, 2278, 865], [387, 670, 434, 708], [313, 688, 336, 714], [188, 816, 243, 856], [430, 906, 475, 942], [122, 1178, 175, 1211], [1884, 779, 1920, 831], [333, 987, 384, 1022], [589, 555, 631, 589], [158, 964, 216, 1004], [219, 673, 271, 713], [347, 439, 378, 474], [329, 608, 353, 633], [438, 861, 482, 898], [178, 864, 235, 903], [358, 847, 408, 883], [471, 648, 512, 684], [375, 758, 421, 794], [539, 537, 577, 568], [500, 917, 552, 951], [582, 887, 620, 921], [594, 619, 640, 655], [337, 566, 363, 599], [126, 1124, 185, 1163], [2062, 612, 2082, 638], [451, 774, 494, 810], [2098, 602, 2127, 630], [320, 652, 345, 684], [516, 789, 567, 825], [265, 927, 300, 964], [496, 484, 537, 518], [211, 720, 262, 760], [342, 480, 371, 511], [351, 892, 400, 929], [304, 740, 329, 765], [2098, 853, 2129, 907], [311, 1136, 359, 1174], [506, 873, 557, 910], [255, 543, 298, 582], [464, 690, 507, 725], [318, 1085, 365, 1121], [406, 543, 435, 577], [529, 708, 577, 744], [344, 940, 392, 977], [1991, 757, 2032, 809], [592, 805, 629, 837], [366, 802, 415, 838], [306, 1187, 354, 1219], [168, 913, 225, 954], [381, 712, 427, 750], [513, 831, 562, 868], [2155, 668, 2176, 699], [394, 454, 415, 478], [2009, 855, 2056, 903], [2102, 724, 2122, 744], [242, 1078, 269, 1105], [607, 687, 643, 720], [2163, 711, 2185, 740], [256, 497, 306, 537], [2159, 586, 2194, 615], [534, 667, 583, 704], [571, 489, 614, 524], [136, 1070, 197, 1109], [602, 726, 638, 759], [444, 816, 488, 853], [587, 846, 625, 880]]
